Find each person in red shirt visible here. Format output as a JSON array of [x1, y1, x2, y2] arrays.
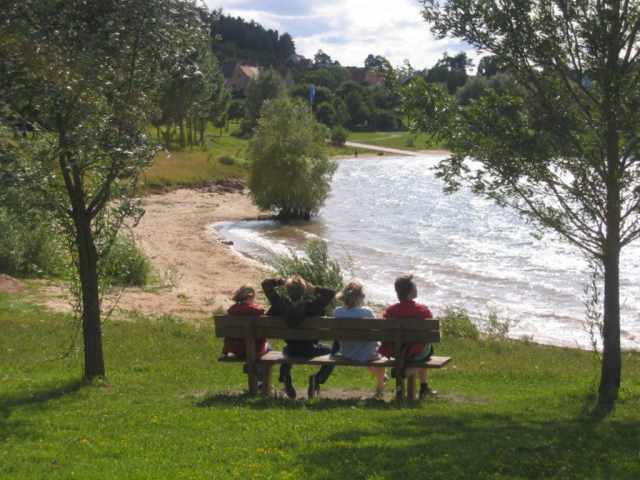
[[380, 274, 436, 399], [222, 284, 271, 358]]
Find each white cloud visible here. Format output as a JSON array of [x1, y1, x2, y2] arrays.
[[204, 0, 479, 70]]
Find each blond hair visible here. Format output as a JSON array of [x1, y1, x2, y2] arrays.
[[337, 281, 364, 308], [285, 275, 306, 301], [231, 284, 256, 303]]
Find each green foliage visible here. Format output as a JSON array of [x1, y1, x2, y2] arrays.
[[217, 154, 237, 166], [478, 308, 511, 341], [329, 125, 349, 146], [441, 304, 479, 340], [247, 96, 336, 220], [243, 69, 287, 133], [210, 14, 295, 67], [102, 234, 151, 286], [0, 208, 67, 278], [262, 239, 345, 311]]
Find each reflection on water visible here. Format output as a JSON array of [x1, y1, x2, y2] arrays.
[[212, 156, 640, 351]]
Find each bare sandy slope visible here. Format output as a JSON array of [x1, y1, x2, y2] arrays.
[[120, 188, 266, 318]]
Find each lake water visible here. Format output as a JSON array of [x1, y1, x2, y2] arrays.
[[212, 155, 640, 351]]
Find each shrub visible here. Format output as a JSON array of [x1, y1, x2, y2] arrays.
[[479, 308, 511, 341], [262, 239, 346, 312], [218, 154, 236, 166], [330, 125, 349, 146], [102, 234, 151, 286], [0, 208, 66, 278], [441, 304, 479, 340]]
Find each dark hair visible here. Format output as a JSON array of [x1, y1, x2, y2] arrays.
[[394, 274, 416, 301]]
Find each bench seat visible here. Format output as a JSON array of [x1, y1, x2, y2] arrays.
[[219, 351, 451, 369]]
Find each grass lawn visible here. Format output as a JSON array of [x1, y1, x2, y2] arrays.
[[1, 292, 639, 479], [348, 132, 447, 151], [143, 123, 384, 190]]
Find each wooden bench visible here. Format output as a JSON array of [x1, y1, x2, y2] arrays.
[[214, 315, 451, 400]]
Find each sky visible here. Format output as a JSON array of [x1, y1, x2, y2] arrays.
[[203, 0, 478, 71]]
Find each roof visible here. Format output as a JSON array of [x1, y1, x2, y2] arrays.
[[344, 67, 383, 85]]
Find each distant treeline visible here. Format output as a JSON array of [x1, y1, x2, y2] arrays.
[[210, 14, 296, 67]]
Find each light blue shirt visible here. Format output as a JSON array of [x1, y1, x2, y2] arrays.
[[333, 305, 382, 361]]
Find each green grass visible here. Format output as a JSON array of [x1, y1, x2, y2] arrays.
[[1, 292, 639, 478], [348, 131, 448, 151]]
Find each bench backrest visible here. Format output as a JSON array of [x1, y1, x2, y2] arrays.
[[214, 315, 441, 344]]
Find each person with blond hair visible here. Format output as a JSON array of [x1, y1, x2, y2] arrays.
[[222, 284, 270, 358], [261, 275, 336, 399], [333, 281, 388, 396]]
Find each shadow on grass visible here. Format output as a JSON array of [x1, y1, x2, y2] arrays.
[[293, 411, 640, 479], [195, 391, 427, 411], [0, 377, 86, 440]]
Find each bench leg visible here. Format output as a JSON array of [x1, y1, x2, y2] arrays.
[[406, 371, 417, 401], [259, 365, 273, 396], [247, 367, 259, 396]]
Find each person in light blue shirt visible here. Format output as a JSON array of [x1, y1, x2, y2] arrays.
[[333, 281, 388, 396]]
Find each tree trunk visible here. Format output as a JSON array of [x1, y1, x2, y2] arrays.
[[599, 123, 622, 404], [179, 118, 185, 149], [73, 204, 105, 380], [600, 249, 621, 403]]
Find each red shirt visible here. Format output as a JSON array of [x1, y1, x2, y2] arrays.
[[379, 301, 433, 358], [222, 303, 268, 357], [383, 301, 433, 320]]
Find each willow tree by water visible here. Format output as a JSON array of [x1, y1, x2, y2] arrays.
[[247, 96, 337, 221], [406, 0, 640, 405], [0, 0, 217, 379]]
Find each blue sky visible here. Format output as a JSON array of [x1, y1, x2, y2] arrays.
[[203, 0, 477, 71]]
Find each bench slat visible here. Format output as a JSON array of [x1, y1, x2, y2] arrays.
[[219, 351, 452, 369], [215, 326, 440, 343], [214, 315, 440, 331]]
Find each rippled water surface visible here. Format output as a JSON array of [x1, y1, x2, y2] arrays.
[[213, 155, 640, 350]]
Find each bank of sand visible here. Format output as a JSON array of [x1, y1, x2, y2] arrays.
[[113, 188, 266, 318]]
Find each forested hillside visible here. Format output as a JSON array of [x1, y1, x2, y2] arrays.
[[210, 14, 296, 67]]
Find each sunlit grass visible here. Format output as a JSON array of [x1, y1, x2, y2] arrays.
[[1, 292, 639, 478]]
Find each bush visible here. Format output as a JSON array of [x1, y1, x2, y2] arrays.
[[479, 308, 511, 340], [247, 96, 336, 221], [102, 234, 151, 286], [330, 125, 349, 146], [218, 154, 237, 166], [263, 239, 346, 312], [0, 208, 66, 278], [441, 304, 479, 340]]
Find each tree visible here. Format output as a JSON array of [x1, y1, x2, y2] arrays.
[[412, 0, 640, 405], [365, 54, 386, 71], [425, 52, 473, 94], [247, 97, 336, 221], [0, 0, 211, 379], [477, 55, 507, 79], [243, 68, 286, 133], [314, 49, 340, 68]]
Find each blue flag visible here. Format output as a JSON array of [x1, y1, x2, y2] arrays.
[[310, 84, 316, 106]]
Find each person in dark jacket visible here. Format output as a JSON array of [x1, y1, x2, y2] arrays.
[[261, 276, 336, 399]]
